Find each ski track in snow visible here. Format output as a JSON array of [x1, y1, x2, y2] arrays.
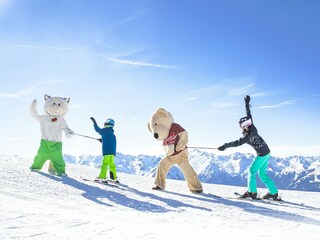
[[0, 154, 320, 240]]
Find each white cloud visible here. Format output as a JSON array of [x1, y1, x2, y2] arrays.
[[186, 97, 198, 102], [257, 100, 296, 109], [228, 83, 255, 96], [9, 44, 178, 69], [189, 84, 224, 96], [14, 44, 43, 49], [0, 87, 34, 100], [251, 91, 273, 98], [0, 80, 62, 100], [189, 81, 256, 100], [185, 81, 255, 115], [105, 56, 178, 69]]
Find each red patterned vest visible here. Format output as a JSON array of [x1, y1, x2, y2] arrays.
[[162, 123, 186, 156]]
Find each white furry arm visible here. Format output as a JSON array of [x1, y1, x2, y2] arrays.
[[61, 118, 74, 138], [176, 130, 188, 151], [30, 99, 40, 121]]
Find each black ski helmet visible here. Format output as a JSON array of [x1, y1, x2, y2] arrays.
[[239, 116, 252, 128]]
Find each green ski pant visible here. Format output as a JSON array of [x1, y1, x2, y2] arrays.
[[99, 154, 117, 180], [247, 153, 278, 194], [30, 139, 66, 175]]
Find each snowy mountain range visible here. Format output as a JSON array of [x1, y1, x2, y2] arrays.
[[64, 150, 320, 192]]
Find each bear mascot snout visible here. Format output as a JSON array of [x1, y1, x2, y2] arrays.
[[148, 108, 203, 193]]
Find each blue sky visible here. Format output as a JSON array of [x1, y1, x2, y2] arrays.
[[1, 0, 320, 157]]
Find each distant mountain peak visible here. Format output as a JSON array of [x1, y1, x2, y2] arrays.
[[63, 151, 320, 192]]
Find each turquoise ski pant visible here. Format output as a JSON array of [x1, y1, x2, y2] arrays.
[[247, 153, 278, 194]]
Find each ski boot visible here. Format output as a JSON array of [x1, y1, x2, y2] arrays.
[[94, 177, 107, 183], [152, 185, 163, 190], [109, 178, 120, 184], [240, 191, 258, 199], [262, 193, 279, 200], [190, 189, 203, 194]]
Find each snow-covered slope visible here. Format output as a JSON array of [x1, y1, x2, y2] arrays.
[[64, 150, 320, 191], [1, 154, 320, 240]]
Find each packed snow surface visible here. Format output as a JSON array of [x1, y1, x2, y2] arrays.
[[1, 154, 319, 240]]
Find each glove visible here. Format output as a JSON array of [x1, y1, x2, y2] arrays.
[[66, 130, 74, 138], [164, 144, 175, 156], [98, 138, 102, 143], [175, 143, 187, 152], [90, 117, 96, 124], [244, 95, 250, 105], [218, 145, 226, 151], [31, 99, 37, 108]]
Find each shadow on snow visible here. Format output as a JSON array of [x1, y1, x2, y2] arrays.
[[165, 190, 320, 226], [34, 172, 319, 226], [36, 172, 211, 213]]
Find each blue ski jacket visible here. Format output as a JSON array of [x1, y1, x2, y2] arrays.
[[93, 123, 117, 156]]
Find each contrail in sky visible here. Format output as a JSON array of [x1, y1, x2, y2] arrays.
[[10, 44, 179, 69]]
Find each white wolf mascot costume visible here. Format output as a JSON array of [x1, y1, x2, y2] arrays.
[[30, 94, 74, 176]]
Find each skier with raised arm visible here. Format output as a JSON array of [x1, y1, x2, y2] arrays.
[[218, 95, 279, 200], [90, 117, 118, 183]]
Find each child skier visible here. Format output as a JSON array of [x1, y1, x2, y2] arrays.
[[90, 117, 118, 183], [218, 95, 279, 200]]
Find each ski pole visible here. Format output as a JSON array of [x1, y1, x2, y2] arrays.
[[74, 133, 99, 140], [188, 146, 218, 150]]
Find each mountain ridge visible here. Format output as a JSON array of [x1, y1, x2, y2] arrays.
[[63, 150, 320, 192]]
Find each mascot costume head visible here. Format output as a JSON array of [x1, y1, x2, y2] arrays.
[[30, 94, 74, 176], [43, 94, 70, 118], [148, 108, 203, 193]]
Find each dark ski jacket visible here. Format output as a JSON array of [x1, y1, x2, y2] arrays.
[[222, 102, 270, 156], [93, 123, 117, 156]]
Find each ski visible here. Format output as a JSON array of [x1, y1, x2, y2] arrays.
[[234, 192, 283, 202], [81, 177, 109, 185], [80, 177, 128, 188], [207, 193, 259, 201]]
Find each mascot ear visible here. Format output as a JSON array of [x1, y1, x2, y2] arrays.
[[44, 94, 51, 101], [156, 108, 174, 122], [156, 108, 167, 117], [64, 97, 71, 103], [147, 122, 152, 132]]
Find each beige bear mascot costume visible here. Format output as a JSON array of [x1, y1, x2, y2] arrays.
[[148, 108, 203, 193], [30, 94, 74, 176]]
